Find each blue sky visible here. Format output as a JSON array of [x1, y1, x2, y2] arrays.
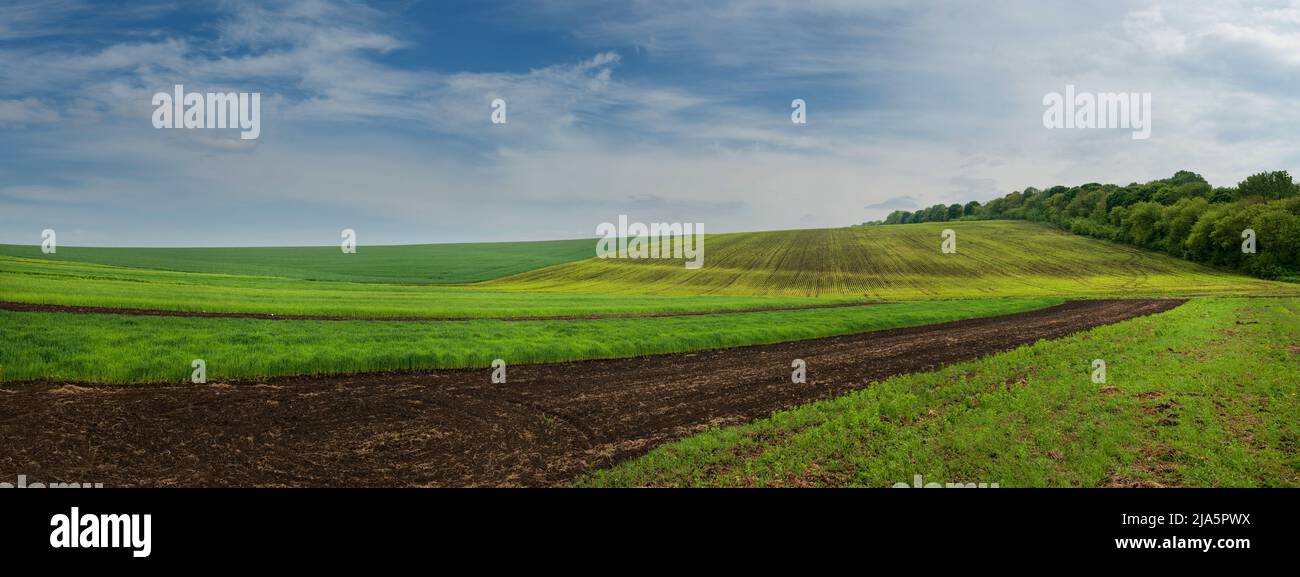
[[2, 0, 1299, 246]]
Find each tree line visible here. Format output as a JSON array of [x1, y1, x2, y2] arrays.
[[870, 170, 1300, 279]]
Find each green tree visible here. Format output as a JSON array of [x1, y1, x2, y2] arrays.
[[1209, 187, 1237, 203], [923, 204, 947, 222], [1162, 197, 1209, 257], [1237, 171, 1297, 201], [1124, 202, 1166, 250]]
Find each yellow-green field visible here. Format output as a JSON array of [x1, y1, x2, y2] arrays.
[[0, 256, 864, 319], [488, 222, 1290, 298]]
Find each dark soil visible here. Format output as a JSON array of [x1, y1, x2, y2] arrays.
[[0, 299, 1184, 487]]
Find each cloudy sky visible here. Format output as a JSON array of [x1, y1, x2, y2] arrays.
[[1, 0, 1298, 246]]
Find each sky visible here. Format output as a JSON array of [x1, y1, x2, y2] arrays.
[[1, 0, 1298, 246]]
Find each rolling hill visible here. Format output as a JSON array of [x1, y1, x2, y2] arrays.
[[485, 221, 1292, 298], [0, 238, 595, 284]]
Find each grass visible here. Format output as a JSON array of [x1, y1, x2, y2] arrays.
[[488, 221, 1294, 298], [579, 297, 1300, 488], [0, 256, 865, 318], [0, 297, 1059, 383], [4, 221, 1288, 318], [0, 238, 595, 284]]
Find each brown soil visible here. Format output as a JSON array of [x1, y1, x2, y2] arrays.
[[0, 300, 882, 322], [0, 299, 1183, 487]]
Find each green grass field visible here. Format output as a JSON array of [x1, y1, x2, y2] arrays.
[[579, 297, 1300, 487], [3, 221, 1290, 320], [0, 256, 864, 318], [0, 297, 1057, 383], [0, 238, 595, 284], [2, 219, 1293, 384], [489, 222, 1291, 298]]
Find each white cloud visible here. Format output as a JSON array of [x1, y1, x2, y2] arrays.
[[0, 0, 86, 40], [0, 98, 60, 124], [3, 0, 1300, 245]]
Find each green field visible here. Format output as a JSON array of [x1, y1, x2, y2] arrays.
[[3, 221, 1290, 320], [2, 220, 1294, 388], [580, 297, 1300, 487], [0, 256, 863, 318], [0, 298, 1057, 383], [489, 222, 1290, 298], [0, 238, 595, 284]]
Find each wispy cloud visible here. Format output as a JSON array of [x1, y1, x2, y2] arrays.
[[0, 98, 60, 125], [1, 0, 1298, 245]]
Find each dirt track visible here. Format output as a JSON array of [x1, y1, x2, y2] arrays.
[[0, 299, 1183, 487]]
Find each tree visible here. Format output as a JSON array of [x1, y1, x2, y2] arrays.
[[925, 204, 948, 222], [1166, 170, 1208, 186], [1244, 207, 1300, 277], [1124, 202, 1165, 250], [1185, 205, 1231, 263], [1209, 187, 1237, 203], [1154, 181, 1210, 204], [1237, 171, 1297, 201], [1162, 197, 1209, 257], [946, 204, 963, 220], [963, 200, 981, 216], [883, 210, 908, 225]]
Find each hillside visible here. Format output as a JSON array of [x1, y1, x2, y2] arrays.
[[0, 238, 594, 284], [485, 221, 1292, 298]]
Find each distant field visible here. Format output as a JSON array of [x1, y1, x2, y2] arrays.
[[3, 223, 1289, 320], [580, 297, 1300, 487], [0, 297, 1058, 383], [0, 256, 865, 318], [489, 221, 1292, 298], [0, 238, 595, 284]]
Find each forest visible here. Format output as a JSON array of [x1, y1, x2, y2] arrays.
[[874, 170, 1300, 279]]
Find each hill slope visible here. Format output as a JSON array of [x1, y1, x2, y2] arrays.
[[485, 221, 1292, 298], [0, 238, 594, 284]]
